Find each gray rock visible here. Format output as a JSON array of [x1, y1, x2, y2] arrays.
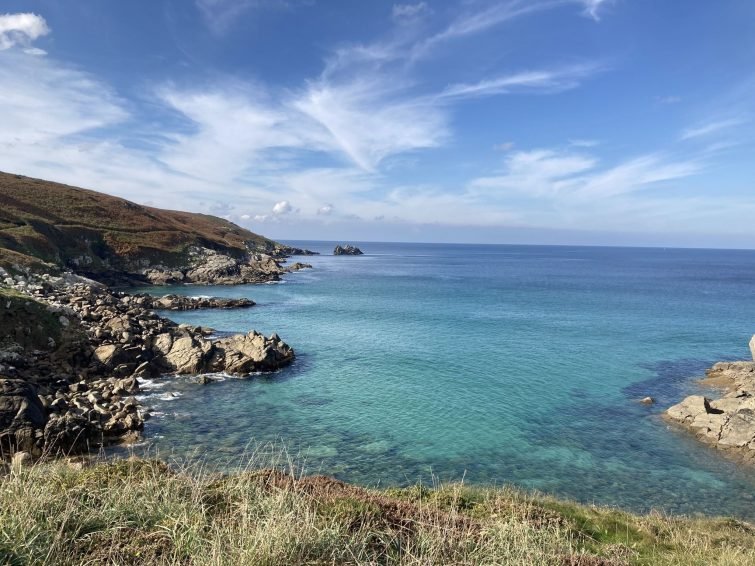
[[333, 244, 363, 256], [0, 378, 48, 456], [210, 331, 295, 375]]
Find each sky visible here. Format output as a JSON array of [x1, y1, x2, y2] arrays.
[[0, 1, 754, 247]]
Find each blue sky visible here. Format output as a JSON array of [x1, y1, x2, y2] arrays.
[[1, 1, 754, 247]]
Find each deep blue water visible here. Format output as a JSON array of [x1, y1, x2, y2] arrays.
[[127, 242, 755, 518]]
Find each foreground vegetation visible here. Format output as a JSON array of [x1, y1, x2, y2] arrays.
[[1, 456, 754, 565]]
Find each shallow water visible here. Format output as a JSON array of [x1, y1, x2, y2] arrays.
[[121, 242, 755, 518]]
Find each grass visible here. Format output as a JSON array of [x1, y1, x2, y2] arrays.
[[0, 287, 63, 351], [1, 454, 754, 565]]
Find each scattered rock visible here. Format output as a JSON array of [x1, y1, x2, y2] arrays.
[[333, 245, 364, 256], [639, 396, 655, 405]]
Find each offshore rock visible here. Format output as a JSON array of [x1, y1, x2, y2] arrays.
[[333, 245, 363, 256]]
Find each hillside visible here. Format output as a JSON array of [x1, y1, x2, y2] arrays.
[[0, 171, 309, 285]]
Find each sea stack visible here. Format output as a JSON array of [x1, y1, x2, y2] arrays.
[[334, 245, 364, 256]]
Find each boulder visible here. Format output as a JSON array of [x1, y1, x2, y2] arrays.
[[211, 331, 295, 375], [750, 335, 755, 362], [718, 409, 755, 448], [160, 334, 213, 374], [333, 245, 363, 256], [666, 395, 712, 424], [0, 378, 47, 456]]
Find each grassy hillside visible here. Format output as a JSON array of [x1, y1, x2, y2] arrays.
[[0, 171, 280, 279], [1, 457, 754, 565]]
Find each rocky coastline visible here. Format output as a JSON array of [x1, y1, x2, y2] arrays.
[[0, 268, 295, 460], [665, 336, 755, 463]]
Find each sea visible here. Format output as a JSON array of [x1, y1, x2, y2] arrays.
[[125, 242, 755, 519]]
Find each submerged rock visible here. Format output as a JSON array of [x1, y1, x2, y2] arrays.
[[333, 245, 364, 256]]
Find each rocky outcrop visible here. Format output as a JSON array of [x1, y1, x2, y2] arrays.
[[0, 271, 295, 458], [665, 343, 755, 463], [333, 245, 363, 256], [134, 294, 255, 311], [210, 332, 295, 374], [141, 247, 297, 286], [287, 262, 313, 272]]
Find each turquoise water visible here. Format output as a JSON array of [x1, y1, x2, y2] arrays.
[[129, 243, 755, 518]]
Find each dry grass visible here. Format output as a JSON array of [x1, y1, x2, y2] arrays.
[[1, 453, 753, 565]]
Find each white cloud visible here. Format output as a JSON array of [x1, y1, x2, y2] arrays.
[[317, 204, 333, 215], [0, 52, 127, 146], [569, 139, 599, 148], [392, 3, 430, 23], [655, 95, 681, 105], [494, 142, 515, 152], [272, 200, 293, 215], [0, 12, 49, 51], [437, 64, 602, 101], [469, 147, 702, 201], [195, 0, 254, 34], [680, 118, 745, 141], [582, 0, 610, 21], [293, 76, 448, 172]]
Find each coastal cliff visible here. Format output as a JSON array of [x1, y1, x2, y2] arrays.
[[0, 172, 309, 458], [0, 171, 315, 286], [665, 338, 755, 463]]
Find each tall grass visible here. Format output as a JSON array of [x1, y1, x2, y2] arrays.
[[1, 450, 754, 565]]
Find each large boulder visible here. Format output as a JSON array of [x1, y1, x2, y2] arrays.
[[158, 334, 213, 374], [0, 378, 47, 456], [211, 331, 295, 375], [750, 335, 755, 362]]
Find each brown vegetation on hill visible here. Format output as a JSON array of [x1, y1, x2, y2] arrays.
[[0, 171, 283, 281]]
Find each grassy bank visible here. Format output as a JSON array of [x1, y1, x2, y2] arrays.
[[1, 457, 754, 565]]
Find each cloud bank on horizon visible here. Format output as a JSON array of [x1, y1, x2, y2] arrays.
[[0, 1, 754, 247]]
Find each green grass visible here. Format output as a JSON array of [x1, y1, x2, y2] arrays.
[[1, 456, 753, 565], [0, 287, 63, 351]]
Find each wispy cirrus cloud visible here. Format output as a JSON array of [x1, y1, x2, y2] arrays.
[[581, 0, 611, 21], [437, 64, 603, 101], [680, 117, 746, 141], [392, 3, 431, 23], [468, 147, 702, 200]]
